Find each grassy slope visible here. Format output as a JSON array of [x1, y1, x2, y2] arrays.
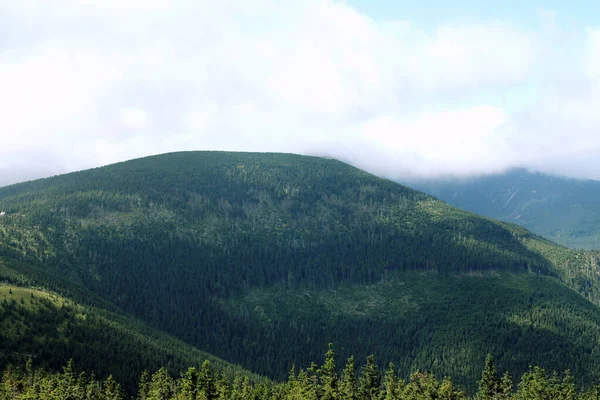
[[0, 152, 599, 388]]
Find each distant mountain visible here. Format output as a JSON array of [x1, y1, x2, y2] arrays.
[[405, 169, 600, 250], [1, 152, 600, 390]]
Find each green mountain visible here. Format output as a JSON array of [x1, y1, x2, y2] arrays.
[[0, 258, 256, 393], [404, 169, 600, 250], [1, 152, 600, 390]]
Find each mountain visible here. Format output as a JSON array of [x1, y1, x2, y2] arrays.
[[404, 169, 600, 250], [0, 257, 257, 393], [1, 151, 600, 390]]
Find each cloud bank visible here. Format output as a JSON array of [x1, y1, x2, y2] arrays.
[[1, 0, 599, 186]]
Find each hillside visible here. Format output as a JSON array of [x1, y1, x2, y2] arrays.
[[404, 169, 600, 249], [0, 258, 258, 393], [1, 151, 600, 389]]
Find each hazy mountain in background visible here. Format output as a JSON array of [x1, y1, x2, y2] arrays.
[[405, 168, 600, 250]]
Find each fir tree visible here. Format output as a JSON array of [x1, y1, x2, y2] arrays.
[[319, 343, 339, 400], [104, 375, 124, 400], [138, 370, 151, 400], [476, 354, 501, 400], [383, 362, 399, 400], [340, 356, 358, 400], [148, 367, 173, 400], [198, 360, 216, 400], [359, 355, 380, 400]]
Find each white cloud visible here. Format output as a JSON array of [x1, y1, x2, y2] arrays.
[[0, 0, 599, 186], [120, 107, 150, 128], [584, 28, 600, 79]]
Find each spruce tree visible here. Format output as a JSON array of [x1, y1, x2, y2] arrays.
[[499, 372, 513, 400], [383, 362, 399, 400], [179, 367, 198, 399], [198, 360, 216, 400], [359, 355, 380, 400], [476, 354, 500, 400], [104, 375, 124, 400], [138, 370, 151, 400], [148, 367, 173, 400], [319, 343, 339, 400], [340, 356, 358, 400], [285, 365, 301, 400], [559, 370, 576, 400], [215, 373, 230, 400]]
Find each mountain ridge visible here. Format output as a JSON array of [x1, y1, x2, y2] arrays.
[[404, 168, 600, 250], [1, 151, 600, 389]]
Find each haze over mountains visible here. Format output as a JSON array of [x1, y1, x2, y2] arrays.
[[2, 152, 600, 395], [2, 1, 600, 187], [406, 169, 600, 250]]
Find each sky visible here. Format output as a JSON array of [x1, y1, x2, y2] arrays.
[[1, 0, 600, 186]]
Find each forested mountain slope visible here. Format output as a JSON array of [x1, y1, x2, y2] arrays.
[[0, 258, 257, 393], [405, 169, 600, 249], [1, 151, 600, 389]]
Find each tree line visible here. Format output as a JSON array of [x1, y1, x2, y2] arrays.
[[3, 346, 600, 400]]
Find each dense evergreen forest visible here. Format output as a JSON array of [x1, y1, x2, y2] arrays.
[[1, 152, 600, 391], [0, 282, 258, 393], [3, 349, 600, 399]]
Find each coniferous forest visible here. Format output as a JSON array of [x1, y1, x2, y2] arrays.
[[3, 348, 600, 399], [2, 152, 600, 399]]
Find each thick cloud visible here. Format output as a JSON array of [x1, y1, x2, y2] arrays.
[[0, 0, 599, 186]]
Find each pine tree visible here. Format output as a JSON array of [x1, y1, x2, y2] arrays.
[[215, 373, 230, 400], [340, 356, 358, 400], [25, 358, 34, 388], [179, 367, 198, 400], [298, 367, 319, 400], [499, 372, 513, 400], [286, 364, 303, 400], [138, 370, 151, 400], [580, 384, 600, 400], [439, 376, 467, 400], [148, 367, 173, 400], [59, 359, 77, 399], [515, 366, 548, 400], [359, 355, 380, 400], [319, 343, 339, 400], [403, 371, 439, 400], [230, 376, 244, 400], [476, 354, 500, 400], [74, 371, 88, 400], [240, 377, 252, 400], [383, 362, 399, 400], [198, 360, 216, 400], [104, 375, 124, 400], [551, 370, 576, 400]]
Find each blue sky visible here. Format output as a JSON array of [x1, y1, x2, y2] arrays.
[[0, 0, 600, 184], [350, 0, 599, 27]]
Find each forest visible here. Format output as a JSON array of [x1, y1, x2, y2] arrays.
[[2, 152, 600, 394], [2, 348, 599, 400]]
